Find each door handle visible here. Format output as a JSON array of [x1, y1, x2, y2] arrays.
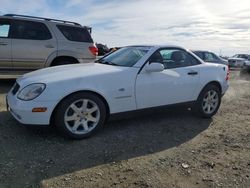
[[45, 44, 55, 48], [187, 71, 198, 75], [0, 42, 8, 46]]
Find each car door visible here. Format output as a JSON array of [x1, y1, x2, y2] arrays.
[[0, 19, 12, 69], [211, 53, 226, 65], [204, 52, 222, 64], [11, 20, 57, 70], [204, 52, 214, 62], [136, 48, 201, 109]]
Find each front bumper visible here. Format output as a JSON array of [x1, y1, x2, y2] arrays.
[[243, 64, 250, 70], [6, 92, 57, 125], [228, 61, 244, 67]]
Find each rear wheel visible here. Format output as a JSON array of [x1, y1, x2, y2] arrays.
[[194, 84, 221, 118], [54, 92, 107, 139], [51, 57, 78, 66]]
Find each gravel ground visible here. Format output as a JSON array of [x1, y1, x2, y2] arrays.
[[0, 70, 249, 188]]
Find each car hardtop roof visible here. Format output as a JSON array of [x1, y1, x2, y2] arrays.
[[2, 14, 92, 31], [192, 50, 215, 53], [234, 54, 249, 56], [125, 44, 187, 50], [193, 50, 207, 52]]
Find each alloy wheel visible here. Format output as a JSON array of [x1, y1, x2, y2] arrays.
[[202, 90, 219, 114], [64, 99, 100, 135]]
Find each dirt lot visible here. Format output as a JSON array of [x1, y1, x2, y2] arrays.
[[0, 70, 249, 188]]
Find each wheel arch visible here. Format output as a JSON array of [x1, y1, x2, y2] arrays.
[[50, 90, 110, 125], [199, 81, 222, 97], [194, 80, 223, 118], [50, 56, 79, 66], [45, 50, 83, 67]]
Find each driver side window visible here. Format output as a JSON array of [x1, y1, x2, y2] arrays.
[[204, 52, 215, 61], [149, 49, 200, 69]]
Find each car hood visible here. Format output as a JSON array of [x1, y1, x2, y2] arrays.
[[228, 58, 246, 61], [17, 63, 131, 85], [245, 60, 250, 65], [222, 59, 228, 64]]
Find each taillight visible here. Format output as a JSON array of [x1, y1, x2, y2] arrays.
[[226, 66, 230, 81], [89, 46, 98, 56]]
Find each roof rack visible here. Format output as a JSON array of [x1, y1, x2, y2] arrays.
[[4, 14, 81, 26]]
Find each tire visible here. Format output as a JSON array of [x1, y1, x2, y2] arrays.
[[52, 59, 78, 66], [54, 92, 107, 139], [194, 84, 221, 118]]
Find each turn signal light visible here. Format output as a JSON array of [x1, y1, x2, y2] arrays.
[[32, 108, 47, 113]]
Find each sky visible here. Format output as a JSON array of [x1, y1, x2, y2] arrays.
[[1, 0, 250, 56]]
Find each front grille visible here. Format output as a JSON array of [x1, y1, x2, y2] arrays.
[[12, 83, 20, 95]]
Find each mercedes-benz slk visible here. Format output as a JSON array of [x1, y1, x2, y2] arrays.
[[6, 45, 229, 139]]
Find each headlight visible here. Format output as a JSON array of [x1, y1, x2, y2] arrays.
[[17, 83, 46, 101]]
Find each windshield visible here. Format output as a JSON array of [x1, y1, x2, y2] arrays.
[[97, 47, 149, 67], [233, 54, 248, 59], [193, 51, 203, 59]]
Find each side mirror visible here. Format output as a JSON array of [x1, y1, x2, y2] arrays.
[[145, 62, 164, 72]]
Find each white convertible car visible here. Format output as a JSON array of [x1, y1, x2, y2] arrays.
[[6, 45, 229, 139]]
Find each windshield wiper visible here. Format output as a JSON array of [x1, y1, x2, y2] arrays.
[[106, 62, 119, 66], [98, 60, 119, 66]]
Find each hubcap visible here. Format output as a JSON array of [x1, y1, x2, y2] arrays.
[[64, 99, 100, 135], [202, 90, 219, 114]]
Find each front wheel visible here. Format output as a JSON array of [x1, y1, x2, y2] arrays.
[[54, 92, 107, 139], [194, 84, 221, 118]]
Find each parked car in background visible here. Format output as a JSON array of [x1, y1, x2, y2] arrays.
[[242, 60, 250, 72], [7, 45, 229, 139], [228, 54, 250, 68], [193, 50, 228, 65], [109, 47, 122, 52], [96, 43, 109, 56], [0, 14, 97, 76]]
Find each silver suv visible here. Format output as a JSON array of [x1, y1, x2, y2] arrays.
[[0, 14, 97, 75]]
